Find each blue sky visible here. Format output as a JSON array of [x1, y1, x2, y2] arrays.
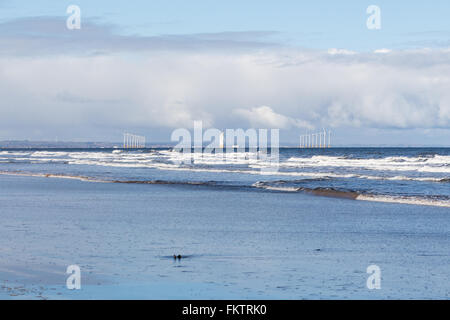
[[2, 0, 450, 51], [0, 1, 450, 145]]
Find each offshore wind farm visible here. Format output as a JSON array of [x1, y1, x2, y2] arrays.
[[300, 129, 331, 148]]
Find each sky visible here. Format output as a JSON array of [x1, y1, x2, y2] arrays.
[[0, 0, 450, 145]]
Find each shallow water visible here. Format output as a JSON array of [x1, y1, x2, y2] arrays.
[[0, 174, 449, 299]]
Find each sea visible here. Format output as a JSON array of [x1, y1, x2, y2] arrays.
[[1, 147, 449, 207], [0, 147, 449, 299]]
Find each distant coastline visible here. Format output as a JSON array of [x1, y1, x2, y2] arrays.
[[0, 141, 173, 149], [1, 141, 449, 149]]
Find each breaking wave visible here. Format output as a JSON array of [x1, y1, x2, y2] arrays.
[[1, 148, 449, 208]]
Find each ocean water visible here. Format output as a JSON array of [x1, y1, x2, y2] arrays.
[[1, 147, 449, 207], [0, 147, 449, 299]]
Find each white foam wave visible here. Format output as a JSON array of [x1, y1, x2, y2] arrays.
[[1, 150, 449, 182], [283, 155, 450, 173], [357, 194, 450, 208], [0, 171, 105, 183], [31, 151, 68, 157], [252, 182, 300, 192], [0, 151, 31, 156]]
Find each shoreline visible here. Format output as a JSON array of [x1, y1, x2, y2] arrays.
[[1, 170, 449, 208]]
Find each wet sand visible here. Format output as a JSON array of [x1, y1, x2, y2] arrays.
[[1, 175, 449, 299]]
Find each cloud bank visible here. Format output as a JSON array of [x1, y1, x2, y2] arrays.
[[0, 17, 449, 142]]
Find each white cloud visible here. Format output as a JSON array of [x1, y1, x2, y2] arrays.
[[327, 48, 357, 55], [374, 48, 392, 54], [1, 19, 450, 141], [234, 106, 313, 129]]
